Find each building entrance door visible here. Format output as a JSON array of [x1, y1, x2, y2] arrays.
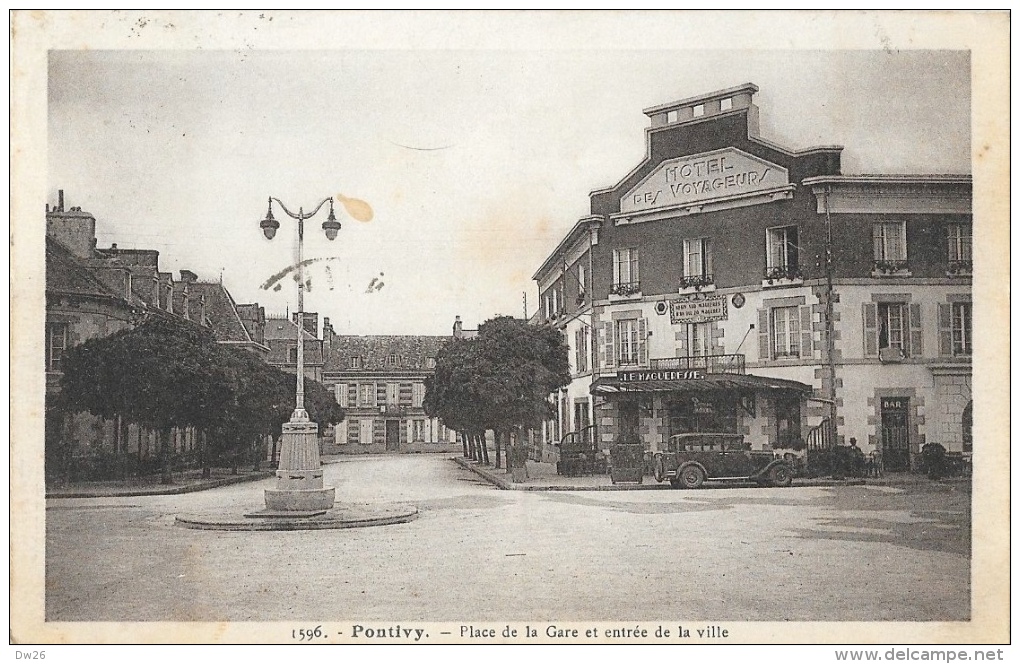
[[385, 419, 400, 451], [619, 401, 640, 444], [881, 397, 911, 472], [775, 394, 802, 449]]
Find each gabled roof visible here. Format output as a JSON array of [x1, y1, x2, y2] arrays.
[[324, 335, 449, 372], [46, 236, 127, 302], [189, 281, 259, 345]]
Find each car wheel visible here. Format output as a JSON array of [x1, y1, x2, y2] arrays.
[[679, 465, 705, 490], [653, 456, 665, 483], [769, 464, 793, 487]]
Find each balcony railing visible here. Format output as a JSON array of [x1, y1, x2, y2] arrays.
[[610, 281, 641, 297], [650, 353, 745, 374], [764, 265, 802, 282], [679, 273, 714, 289]]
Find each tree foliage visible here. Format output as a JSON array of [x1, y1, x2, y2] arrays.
[[56, 315, 344, 472], [424, 316, 570, 467]]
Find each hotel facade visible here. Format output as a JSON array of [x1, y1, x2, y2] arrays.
[[532, 84, 972, 472]]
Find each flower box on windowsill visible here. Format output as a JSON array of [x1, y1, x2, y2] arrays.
[[879, 347, 905, 363], [871, 261, 912, 278], [946, 261, 972, 277], [762, 266, 803, 289], [609, 282, 642, 301]]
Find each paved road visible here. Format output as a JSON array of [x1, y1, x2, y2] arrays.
[[45, 455, 970, 622]]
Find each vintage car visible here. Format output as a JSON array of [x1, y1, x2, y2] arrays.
[[652, 433, 794, 489]]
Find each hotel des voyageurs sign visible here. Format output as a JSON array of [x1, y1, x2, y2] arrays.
[[620, 147, 789, 214]]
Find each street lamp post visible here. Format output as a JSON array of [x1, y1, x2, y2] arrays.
[[259, 196, 342, 513]]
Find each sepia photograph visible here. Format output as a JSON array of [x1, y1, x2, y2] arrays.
[[10, 10, 1010, 651]]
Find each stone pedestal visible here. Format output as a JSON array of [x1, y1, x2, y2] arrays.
[[264, 410, 335, 512]]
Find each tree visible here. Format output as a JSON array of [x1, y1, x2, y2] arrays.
[[425, 316, 570, 477], [57, 316, 234, 482], [56, 315, 345, 481], [474, 317, 570, 476]]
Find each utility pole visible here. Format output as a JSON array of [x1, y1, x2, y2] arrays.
[[822, 187, 839, 445]]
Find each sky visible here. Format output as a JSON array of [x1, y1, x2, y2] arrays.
[[48, 45, 971, 335]]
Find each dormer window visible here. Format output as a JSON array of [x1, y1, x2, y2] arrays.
[[387, 353, 400, 367], [350, 356, 361, 369]]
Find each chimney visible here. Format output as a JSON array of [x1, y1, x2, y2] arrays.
[[46, 191, 97, 258], [179, 269, 198, 283], [58, 190, 64, 212], [453, 315, 463, 339], [643, 82, 759, 134]]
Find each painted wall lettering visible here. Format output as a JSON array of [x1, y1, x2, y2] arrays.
[[621, 148, 789, 213]]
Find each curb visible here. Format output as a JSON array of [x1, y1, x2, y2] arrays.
[[452, 457, 868, 491], [45, 471, 275, 499]]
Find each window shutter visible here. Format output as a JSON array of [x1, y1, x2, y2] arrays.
[[862, 303, 879, 357], [598, 321, 615, 369], [637, 318, 648, 366], [937, 303, 953, 357], [908, 303, 923, 357], [757, 308, 770, 361], [799, 305, 813, 359], [704, 239, 713, 278], [612, 251, 620, 285]]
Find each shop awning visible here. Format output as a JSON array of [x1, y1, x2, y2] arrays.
[[590, 372, 812, 395]]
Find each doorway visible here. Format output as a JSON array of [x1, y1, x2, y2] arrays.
[[881, 397, 911, 472], [775, 393, 802, 448], [619, 401, 640, 444], [385, 420, 400, 451]]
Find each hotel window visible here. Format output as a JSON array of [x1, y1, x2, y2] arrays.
[[938, 301, 972, 357], [46, 322, 68, 372], [577, 264, 586, 297], [349, 356, 361, 369], [412, 382, 425, 407], [288, 347, 298, 363], [873, 221, 907, 266], [616, 318, 647, 367], [425, 357, 436, 369], [758, 304, 812, 361], [386, 383, 399, 406], [359, 383, 376, 407], [334, 383, 349, 407], [771, 306, 801, 358], [413, 419, 426, 441], [947, 223, 972, 274], [681, 239, 713, 287], [863, 301, 922, 358], [947, 224, 972, 261], [686, 323, 711, 357], [766, 226, 799, 279], [612, 248, 640, 294], [387, 353, 398, 366], [598, 317, 647, 369]]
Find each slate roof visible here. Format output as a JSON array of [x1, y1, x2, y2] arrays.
[[46, 236, 126, 302], [265, 317, 319, 341], [324, 335, 450, 372], [189, 281, 256, 344]]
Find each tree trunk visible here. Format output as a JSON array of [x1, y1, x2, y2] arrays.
[[201, 430, 212, 479], [159, 428, 173, 484], [252, 436, 262, 472], [494, 428, 503, 469], [461, 431, 470, 458], [480, 432, 490, 465]]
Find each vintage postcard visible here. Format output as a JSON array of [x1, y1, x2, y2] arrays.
[[10, 10, 1010, 651]]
